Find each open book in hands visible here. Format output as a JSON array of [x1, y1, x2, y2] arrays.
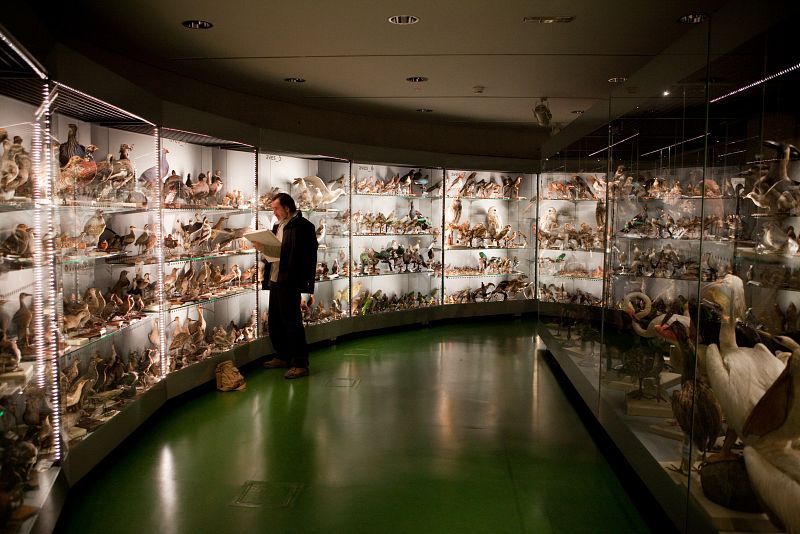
[[244, 229, 281, 261]]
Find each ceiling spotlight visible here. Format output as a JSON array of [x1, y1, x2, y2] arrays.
[[523, 16, 575, 23], [416, 108, 433, 113], [571, 110, 584, 115], [533, 98, 552, 127], [608, 76, 627, 84], [284, 77, 306, 83], [662, 90, 670, 96], [389, 15, 419, 25], [678, 13, 709, 24], [406, 76, 428, 83], [182, 20, 213, 30]]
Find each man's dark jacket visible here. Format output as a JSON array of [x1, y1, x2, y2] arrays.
[[261, 212, 318, 293]]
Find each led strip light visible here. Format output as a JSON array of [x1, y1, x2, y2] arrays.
[[155, 129, 168, 377], [587, 133, 639, 157], [711, 61, 800, 103]]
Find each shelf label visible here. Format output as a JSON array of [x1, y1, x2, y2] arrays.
[[358, 165, 373, 172], [730, 177, 745, 190], [264, 154, 282, 162]]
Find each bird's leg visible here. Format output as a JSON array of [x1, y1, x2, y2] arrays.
[[705, 427, 739, 463]]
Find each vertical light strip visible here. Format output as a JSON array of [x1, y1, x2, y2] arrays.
[[32, 89, 45, 389], [252, 149, 258, 329], [39, 80, 62, 460], [154, 128, 168, 377]]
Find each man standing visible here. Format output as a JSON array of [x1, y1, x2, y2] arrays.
[[259, 192, 318, 379]]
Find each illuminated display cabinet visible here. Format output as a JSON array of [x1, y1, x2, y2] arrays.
[[0, 11, 798, 534]]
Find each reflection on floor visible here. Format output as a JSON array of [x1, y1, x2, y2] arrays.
[[56, 319, 650, 534]]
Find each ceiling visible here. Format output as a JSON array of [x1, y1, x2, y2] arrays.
[[31, 0, 728, 131]]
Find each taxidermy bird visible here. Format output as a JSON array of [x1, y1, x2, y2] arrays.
[[59, 123, 86, 167], [1, 134, 32, 195], [701, 274, 786, 462], [138, 147, 169, 189], [486, 206, 502, 237], [447, 198, 462, 225], [134, 224, 151, 255], [0, 223, 32, 257], [73, 144, 99, 192], [316, 218, 327, 246], [660, 320, 723, 470], [83, 209, 106, 244], [300, 175, 346, 208]]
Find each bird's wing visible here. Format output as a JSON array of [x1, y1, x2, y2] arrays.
[[303, 175, 329, 195]]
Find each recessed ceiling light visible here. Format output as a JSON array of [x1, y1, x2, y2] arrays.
[[389, 15, 419, 25], [571, 110, 584, 115], [608, 76, 627, 84], [678, 13, 709, 24], [523, 16, 575, 24], [284, 77, 306, 83], [406, 76, 428, 83], [182, 20, 213, 30], [662, 90, 670, 96], [416, 108, 433, 113]]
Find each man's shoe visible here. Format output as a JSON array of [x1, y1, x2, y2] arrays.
[[284, 367, 309, 379], [263, 358, 289, 369]]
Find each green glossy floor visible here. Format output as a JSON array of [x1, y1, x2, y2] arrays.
[[56, 320, 651, 533]]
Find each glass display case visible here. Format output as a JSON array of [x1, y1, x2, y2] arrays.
[[49, 83, 162, 445], [258, 152, 350, 330], [537, 15, 800, 534], [351, 162, 443, 315], [0, 33, 62, 529], [158, 129, 258, 371], [442, 169, 534, 304]]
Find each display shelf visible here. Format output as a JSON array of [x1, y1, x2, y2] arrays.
[[0, 199, 35, 212], [315, 276, 347, 283], [541, 274, 604, 281], [539, 197, 600, 203], [446, 195, 528, 202], [538, 248, 606, 254], [437, 245, 525, 251], [317, 245, 348, 251], [352, 232, 435, 237], [440, 271, 526, 279], [59, 251, 132, 265], [305, 208, 341, 214], [162, 206, 253, 214], [62, 314, 153, 357], [611, 272, 714, 282], [352, 269, 434, 278], [353, 192, 428, 199], [105, 250, 254, 266], [162, 249, 256, 266], [54, 199, 148, 214], [158, 286, 257, 312]]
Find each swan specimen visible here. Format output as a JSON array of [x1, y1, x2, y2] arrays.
[[701, 274, 785, 460]]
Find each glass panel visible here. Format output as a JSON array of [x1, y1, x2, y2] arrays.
[[351, 162, 443, 314], [258, 153, 350, 328], [49, 85, 163, 450], [442, 169, 534, 304]]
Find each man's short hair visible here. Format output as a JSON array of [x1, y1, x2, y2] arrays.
[[271, 192, 297, 212]]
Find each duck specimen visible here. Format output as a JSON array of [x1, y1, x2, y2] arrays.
[[2, 135, 32, 196], [110, 270, 130, 297], [0, 223, 32, 257], [701, 274, 786, 461]]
